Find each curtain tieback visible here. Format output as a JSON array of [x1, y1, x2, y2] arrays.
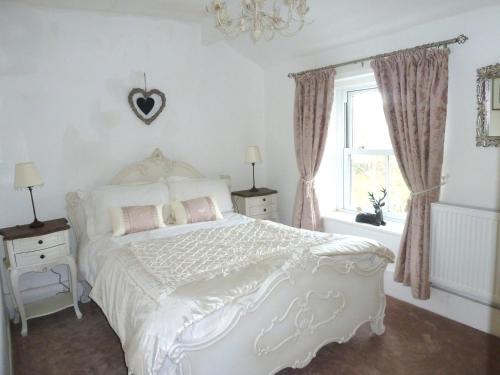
[[405, 175, 448, 211], [301, 177, 314, 198]]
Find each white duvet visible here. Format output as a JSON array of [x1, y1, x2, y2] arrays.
[[78, 213, 251, 286], [81, 214, 394, 375]]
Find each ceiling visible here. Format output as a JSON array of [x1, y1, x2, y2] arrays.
[[10, 0, 205, 21], [10, 0, 500, 66]]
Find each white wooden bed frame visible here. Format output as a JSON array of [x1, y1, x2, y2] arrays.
[[66, 149, 392, 375]]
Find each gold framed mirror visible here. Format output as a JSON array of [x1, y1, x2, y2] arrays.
[[476, 63, 500, 147]]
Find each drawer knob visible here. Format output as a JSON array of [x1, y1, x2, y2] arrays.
[[263, 198, 266, 202], [38, 240, 43, 245], [263, 208, 267, 212], [40, 254, 45, 259]]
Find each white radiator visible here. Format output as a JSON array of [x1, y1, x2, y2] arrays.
[[430, 203, 500, 306]]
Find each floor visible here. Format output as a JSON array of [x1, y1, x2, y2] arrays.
[[11, 296, 500, 375]]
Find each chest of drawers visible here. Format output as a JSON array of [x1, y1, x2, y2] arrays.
[[231, 188, 279, 221], [0, 218, 82, 336]]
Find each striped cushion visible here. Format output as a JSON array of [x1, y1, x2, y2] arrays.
[[109, 204, 166, 236], [170, 196, 223, 225]]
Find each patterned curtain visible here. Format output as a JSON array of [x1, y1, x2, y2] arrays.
[[371, 49, 449, 299], [292, 69, 335, 231]]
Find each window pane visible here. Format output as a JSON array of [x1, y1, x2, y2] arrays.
[[350, 89, 392, 150], [388, 156, 410, 214], [349, 154, 386, 210]]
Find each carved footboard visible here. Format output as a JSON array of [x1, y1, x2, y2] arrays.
[[167, 253, 390, 375]]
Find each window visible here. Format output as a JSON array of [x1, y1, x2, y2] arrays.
[[339, 83, 409, 220]]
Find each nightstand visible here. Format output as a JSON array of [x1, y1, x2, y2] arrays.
[[0, 218, 82, 336], [231, 188, 279, 221]]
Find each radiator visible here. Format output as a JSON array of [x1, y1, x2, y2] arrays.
[[430, 203, 500, 306]]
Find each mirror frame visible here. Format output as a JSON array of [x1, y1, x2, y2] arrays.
[[476, 63, 500, 147]]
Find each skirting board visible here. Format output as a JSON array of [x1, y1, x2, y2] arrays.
[[384, 269, 500, 338]]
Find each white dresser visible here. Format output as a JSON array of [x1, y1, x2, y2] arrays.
[[0, 218, 82, 336], [231, 188, 279, 221]]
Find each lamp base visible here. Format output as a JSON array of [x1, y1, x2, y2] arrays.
[[29, 219, 44, 229], [248, 187, 259, 193]]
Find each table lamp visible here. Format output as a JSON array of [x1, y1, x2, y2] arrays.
[[14, 162, 44, 228], [245, 146, 262, 193]]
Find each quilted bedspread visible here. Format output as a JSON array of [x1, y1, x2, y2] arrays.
[[90, 220, 393, 375]]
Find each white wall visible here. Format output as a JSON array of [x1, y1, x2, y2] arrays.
[[0, 292, 10, 375], [0, 2, 266, 230], [0, 1, 266, 358], [263, 6, 500, 335], [0, 4, 266, 240], [264, 6, 500, 226]]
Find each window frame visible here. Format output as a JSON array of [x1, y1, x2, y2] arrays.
[[334, 76, 406, 223]]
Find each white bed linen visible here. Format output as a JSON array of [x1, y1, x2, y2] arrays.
[[82, 213, 286, 375], [84, 214, 393, 375], [88, 214, 300, 375], [78, 212, 251, 286]]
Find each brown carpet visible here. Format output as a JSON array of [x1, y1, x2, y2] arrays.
[[11, 296, 500, 375]]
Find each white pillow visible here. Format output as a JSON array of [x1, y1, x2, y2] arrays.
[[168, 178, 233, 213], [86, 182, 169, 238]]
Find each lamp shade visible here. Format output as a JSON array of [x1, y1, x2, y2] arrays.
[[14, 162, 43, 189], [245, 146, 262, 164]]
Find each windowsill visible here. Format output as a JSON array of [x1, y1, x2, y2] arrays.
[[323, 211, 405, 236]]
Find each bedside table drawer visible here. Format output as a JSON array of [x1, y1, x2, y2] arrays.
[[252, 212, 277, 221], [15, 245, 68, 267], [13, 232, 66, 254], [246, 194, 277, 208], [248, 204, 277, 216]]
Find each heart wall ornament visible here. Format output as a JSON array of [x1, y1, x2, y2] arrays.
[[128, 87, 166, 125]]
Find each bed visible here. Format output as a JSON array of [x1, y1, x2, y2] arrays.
[[66, 149, 394, 375]]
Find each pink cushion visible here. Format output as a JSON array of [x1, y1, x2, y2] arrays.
[[109, 204, 165, 236], [183, 197, 216, 223], [171, 196, 223, 225], [122, 206, 160, 234]]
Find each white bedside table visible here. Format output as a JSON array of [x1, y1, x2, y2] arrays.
[[231, 188, 279, 221], [0, 218, 82, 336]]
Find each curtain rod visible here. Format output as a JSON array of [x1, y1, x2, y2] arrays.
[[287, 34, 468, 79]]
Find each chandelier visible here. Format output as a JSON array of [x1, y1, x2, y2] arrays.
[[206, 0, 310, 42]]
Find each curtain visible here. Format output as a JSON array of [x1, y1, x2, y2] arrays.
[[371, 49, 449, 299], [292, 69, 336, 231]]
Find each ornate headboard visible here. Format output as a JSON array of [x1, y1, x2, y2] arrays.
[[110, 148, 204, 184], [66, 149, 206, 245]]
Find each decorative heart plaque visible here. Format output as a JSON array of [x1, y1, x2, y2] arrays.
[[128, 88, 166, 125]]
